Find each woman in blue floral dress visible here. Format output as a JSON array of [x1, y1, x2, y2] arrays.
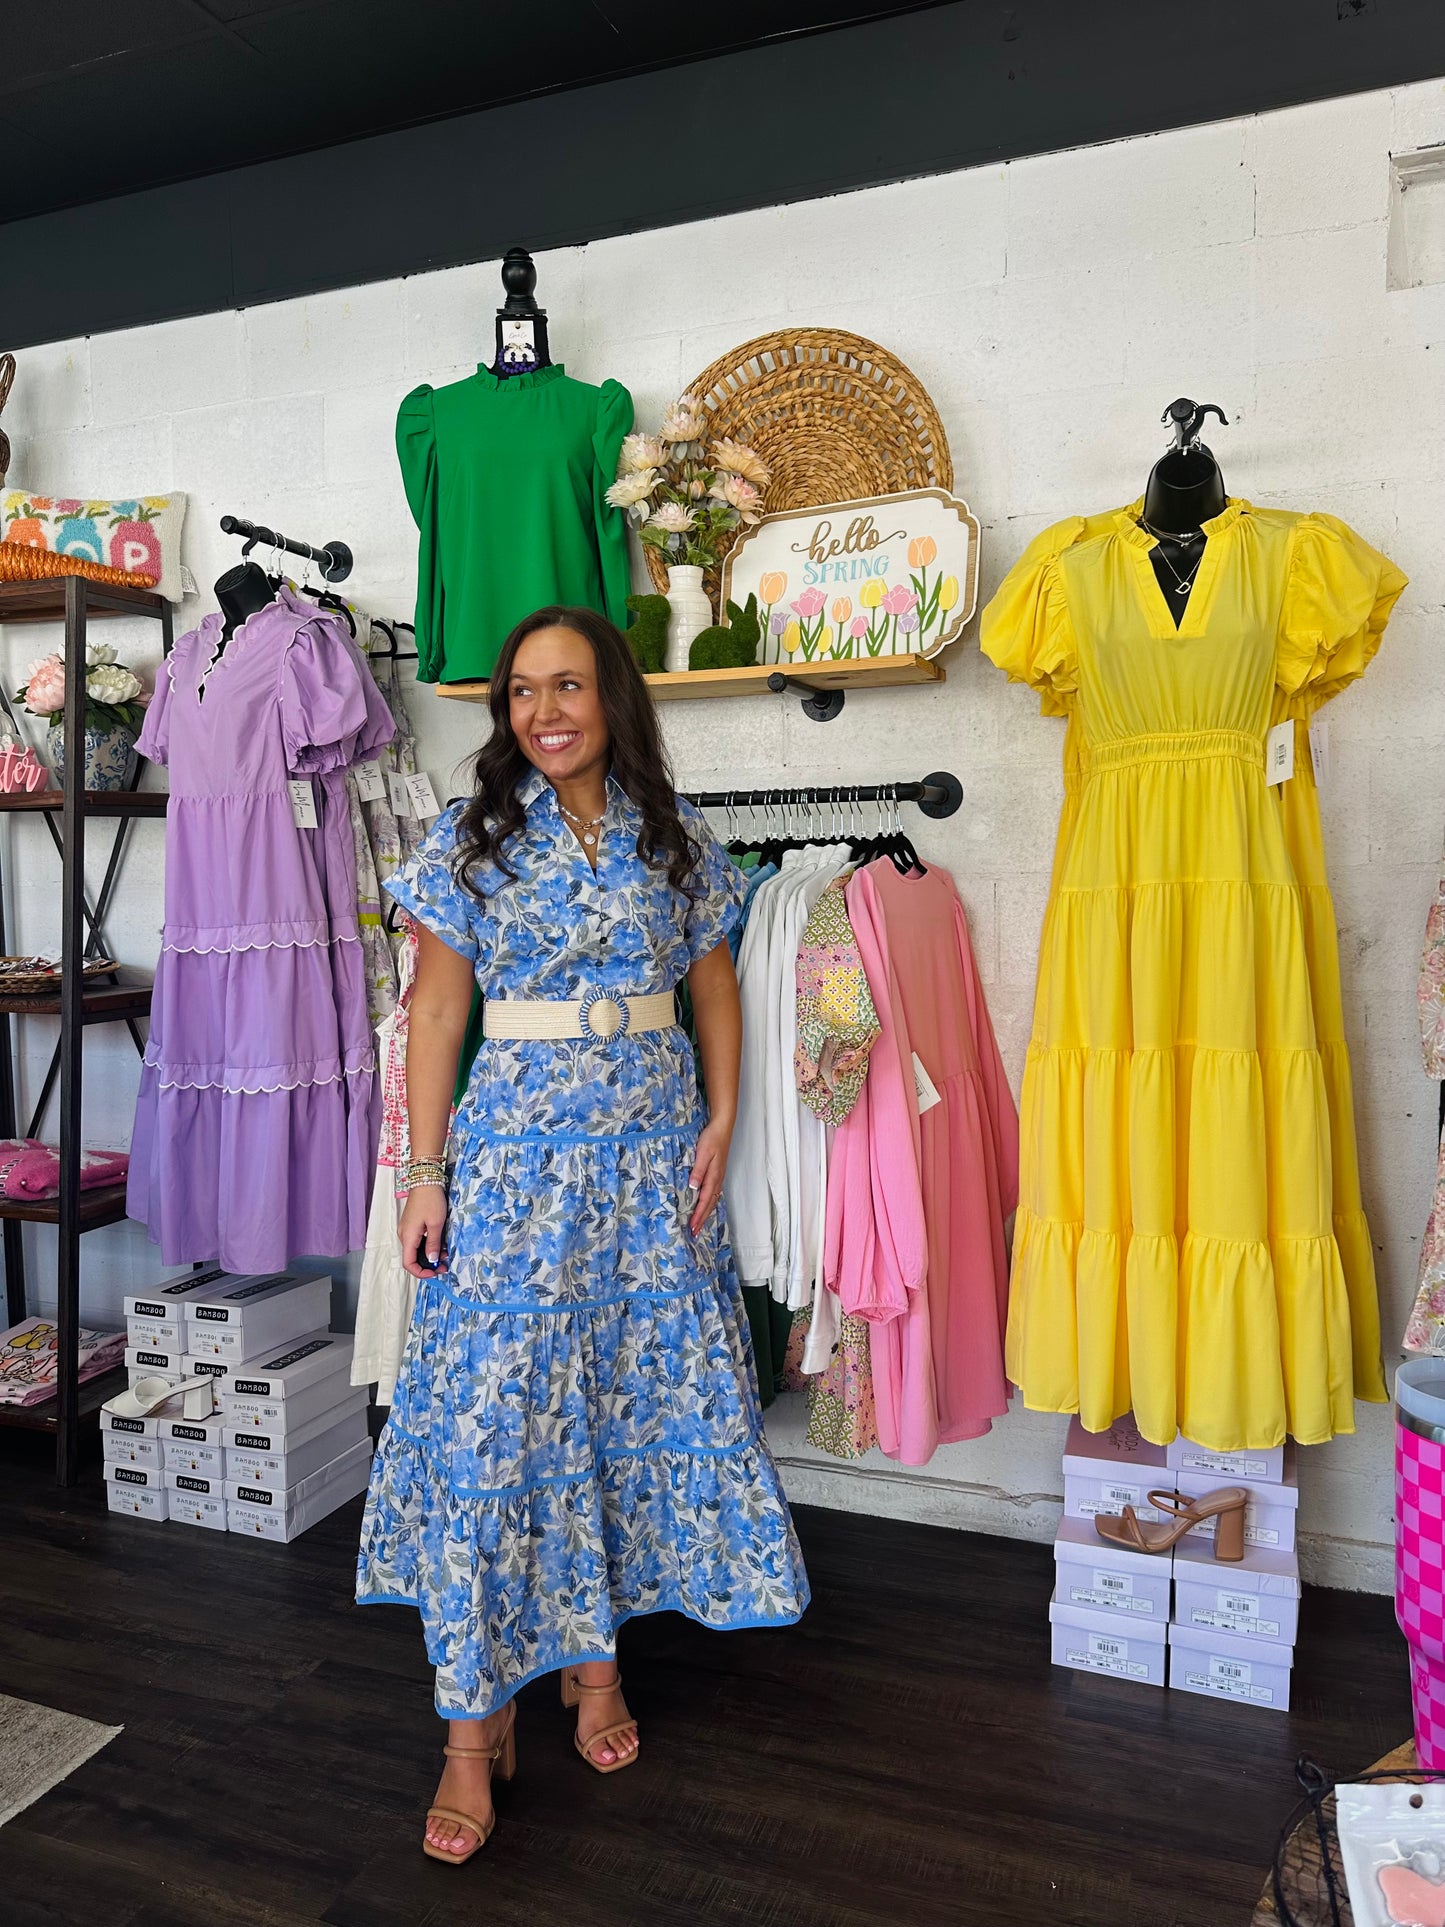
[[356, 606, 809, 1863]]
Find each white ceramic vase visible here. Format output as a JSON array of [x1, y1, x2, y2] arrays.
[[664, 565, 713, 674]]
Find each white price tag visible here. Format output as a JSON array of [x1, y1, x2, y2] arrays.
[[1265, 721, 1294, 785], [288, 778, 318, 830], [405, 772, 442, 821], [1308, 717, 1330, 785], [388, 773, 415, 817], [353, 759, 386, 803], [911, 1052, 942, 1115]]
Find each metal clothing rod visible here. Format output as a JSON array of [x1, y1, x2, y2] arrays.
[[219, 513, 353, 583], [683, 772, 963, 820]]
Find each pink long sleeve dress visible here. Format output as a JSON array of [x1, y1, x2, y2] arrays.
[[824, 859, 1020, 1462]]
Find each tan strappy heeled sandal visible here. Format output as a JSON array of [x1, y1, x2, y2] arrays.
[[560, 1666, 639, 1774], [422, 1703, 517, 1865], [1094, 1485, 1248, 1561]]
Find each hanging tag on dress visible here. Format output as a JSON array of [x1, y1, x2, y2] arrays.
[[1308, 718, 1330, 786], [405, 772, 442, 821], [911, 1052, 943, 1115], [388, 772, 415, 817], [1265, 722, 1295, 786], [287, 778, 319, 830], [353, 759, 386, 803]]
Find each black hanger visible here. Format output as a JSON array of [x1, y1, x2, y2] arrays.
[[298, 577, 357, 638]]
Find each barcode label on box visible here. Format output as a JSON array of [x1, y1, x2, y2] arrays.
[[1193, 1607, 1280, 1638], [1181, 1449, 1271, 1477], [1067, 1643, 1148, 1679], [1186, 1669, 1274, 1704], [1103, 1483, 1142, 1505], [1093, 1570, 1132, 1596], [1209, 1657, 1252, 1685], [1070, 1584, 1153, 1614]]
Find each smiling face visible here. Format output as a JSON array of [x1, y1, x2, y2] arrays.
[[508, 623, 611, 788]]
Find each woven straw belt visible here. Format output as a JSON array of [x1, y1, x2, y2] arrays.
[[482, 989, 677, 1042]]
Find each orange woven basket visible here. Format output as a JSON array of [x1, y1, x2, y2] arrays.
[[0, 540, 156, 590]]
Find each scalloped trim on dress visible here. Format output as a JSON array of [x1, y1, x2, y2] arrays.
[[145, 1053, 375, 1095], [160, 931, 361, 956]]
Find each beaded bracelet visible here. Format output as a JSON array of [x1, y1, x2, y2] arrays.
[[406, 1156, 447, 1189]]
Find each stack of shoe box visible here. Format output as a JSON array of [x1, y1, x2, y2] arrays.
[[1165, 1432, 1301, 1712], [103, 1266, 233, 1522], [220, 1329, 372, 1541], [1050, 1416, 1172, 1687], [1050, 1416, 1301, 1709], [102, 1268, 370, 1538]]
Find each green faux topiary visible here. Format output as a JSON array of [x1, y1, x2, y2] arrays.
[[625, 592, 670, 675], [689, 593, 761, 672]]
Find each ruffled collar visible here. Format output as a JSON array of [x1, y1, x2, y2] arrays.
[[472, 362, 566, 393], [1114, 496, 1249, 550]]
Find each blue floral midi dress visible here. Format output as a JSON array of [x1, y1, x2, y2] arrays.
[[355, 769, 810, 1717]]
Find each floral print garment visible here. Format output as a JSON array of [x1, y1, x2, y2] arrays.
[[794, 873, 880, 1127], [1406, 869, 1445, 1352], [355, 771, 810, 1716]]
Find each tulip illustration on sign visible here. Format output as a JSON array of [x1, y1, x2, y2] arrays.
[[829, 597, 853, 657], [758, 571, 787, 660], [789, 587, 827, 660], [719, 487, 981, 662]]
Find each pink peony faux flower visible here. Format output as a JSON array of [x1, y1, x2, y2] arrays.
[[23, 659, 67, 714], [791, 588, 826, 618]]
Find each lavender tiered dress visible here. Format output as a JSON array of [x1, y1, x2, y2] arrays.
[[127, 588, 395, 1273]]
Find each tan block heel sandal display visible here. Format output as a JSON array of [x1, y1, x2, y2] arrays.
[[422, 1703, 517, 1865], [1093, 1485, 1249, 1561], [560, 1667, 639, 1774]]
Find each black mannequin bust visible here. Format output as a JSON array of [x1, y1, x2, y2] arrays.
[[492, 247, 552, 378], [213, 559, 278, 644], [1141, 400, 1228, 627]]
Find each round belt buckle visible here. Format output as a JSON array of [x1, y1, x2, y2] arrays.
[[579, 987, 630, 1040]]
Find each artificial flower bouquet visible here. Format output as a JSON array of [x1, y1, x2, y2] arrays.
[[14, 639, 146, 736], [606, 397, 772, 571]]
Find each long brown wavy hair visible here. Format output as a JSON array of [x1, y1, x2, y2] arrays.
[[455, 606, 703, 902]]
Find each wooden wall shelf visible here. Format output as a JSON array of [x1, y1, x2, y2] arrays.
[[436, 651, 945, 717]]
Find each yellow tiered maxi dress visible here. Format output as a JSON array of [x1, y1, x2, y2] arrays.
[[981, 500, 1405, 1450]]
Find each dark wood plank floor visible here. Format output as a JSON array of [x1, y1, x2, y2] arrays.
[[0, 1428, 1409, 1927]]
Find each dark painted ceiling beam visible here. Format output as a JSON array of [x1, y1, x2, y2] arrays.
[[6, 0, 1445, 348]]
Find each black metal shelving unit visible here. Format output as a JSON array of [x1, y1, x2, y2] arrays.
[[0, 575, 172, 1482]]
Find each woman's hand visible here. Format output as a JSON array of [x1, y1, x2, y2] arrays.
[[399, 1181, 449, 1279], [688, 1116, 732, 1235]]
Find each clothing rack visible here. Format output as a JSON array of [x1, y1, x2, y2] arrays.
[[218, 514, 353, 583], [683, 772, 963, 820]]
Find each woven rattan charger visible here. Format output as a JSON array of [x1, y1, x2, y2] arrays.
[[643, 328, 953, 612]]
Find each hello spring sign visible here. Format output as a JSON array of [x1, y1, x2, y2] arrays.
[[720, 487, 980, 664]]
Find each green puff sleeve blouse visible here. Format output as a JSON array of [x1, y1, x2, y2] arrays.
[[396, 364, 634, 683]]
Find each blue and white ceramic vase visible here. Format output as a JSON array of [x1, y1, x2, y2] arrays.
[[50, 725, 138, 792]]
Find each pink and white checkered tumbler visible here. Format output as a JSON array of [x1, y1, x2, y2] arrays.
[[1396, 1359, 1445, 1767]]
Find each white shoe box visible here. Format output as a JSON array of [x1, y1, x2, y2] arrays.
[[1053, 1515, 1173, 1623], [103, 1460, 166, 1496], [218, 1331, 357, 1434], [225, 1400, 370, 1489], [124, 1337, 191, 1385], [1048, 1592, 1167, 1687], [1175, 1450, 1299, 1553], [124, 1266, 233, 1349], [1168, 1618, 1294, 1710], [167, 1488, 228, 1531], [106, 1480, 170, 1522], [226, 1437, 374, 1543], [1172, 1540, 1301, 1646], [1062, 1414, 1174, 1526], [159, 1415, 227, 1478], [1165, 1433, 1287, 1484], [186, 1273, 333, 1364], [102, 1430, 165, 1470]]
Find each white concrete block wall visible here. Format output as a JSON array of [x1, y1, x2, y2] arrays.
[[5, 79, 1444, 1589]]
